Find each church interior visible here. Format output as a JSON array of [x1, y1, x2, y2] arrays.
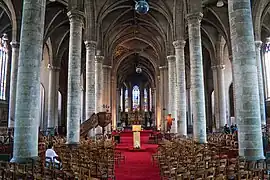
[[0, 0, 270, 179]]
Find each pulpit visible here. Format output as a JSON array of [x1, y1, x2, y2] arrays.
[[132, 125, 141, 149]]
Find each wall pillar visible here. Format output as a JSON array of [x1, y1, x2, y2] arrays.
[[167, 55, 177, 133], [255, 41, 266, 125], [66, 10, 84, 144], [11, 0, 46, 163], [173, 40, 187, 136], [8, 41, 20, 128], [228, 0, 264, 160], [186, 13, 207, 143], [47, 65, 60, 129]]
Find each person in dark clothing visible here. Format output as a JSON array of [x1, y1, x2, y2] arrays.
[[224, 124, 230, 134]]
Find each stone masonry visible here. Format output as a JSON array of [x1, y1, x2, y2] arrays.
[[66, 10, 84, 144], [11, 0, 46, 163], [186, 12, 207, 143], [228, 0, 264, 160], [173, 40, 187, 136]]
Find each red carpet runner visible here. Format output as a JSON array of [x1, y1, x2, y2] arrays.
[[114, 131, 160, 180]]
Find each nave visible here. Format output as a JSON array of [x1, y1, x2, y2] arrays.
[[0, 130, 268, 179]]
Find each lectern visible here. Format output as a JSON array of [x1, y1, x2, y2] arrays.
[[132, 125, 141, 149]]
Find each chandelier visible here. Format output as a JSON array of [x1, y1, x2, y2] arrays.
[[134, 0, 149, 14]]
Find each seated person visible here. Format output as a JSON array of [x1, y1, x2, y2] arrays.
[[45, 143, 61, 169]]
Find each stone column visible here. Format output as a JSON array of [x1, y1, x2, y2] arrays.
[[80, 86, 84, 124], [95, 55, 104, 134], [47, 65, 60, 129], [217, 65, 227, 128], [122, 86, 126, 111], [140, 85, 144, 111], [152, 88, 156, 126], [167, 55, 177, 133], [228, 0, 264, 160], [173, 40, 187, 136], [95, 55, 104, 112], [211, 65, 220, 131], [128, 87, 132, 111], [111, 77, 117, 129], [8, 41, 20, 128], [186, 88, 192, 126], [66, 10, 84, 145], [152, 88, 155, 111], [147, 88, 150, 112], [11, 0, 46, 163], [186, 13, 207, 143], [255, 41, 266, 125], [85, 41, 96, 118], [107, 67, 112, 133], [116, 88, 120, 126], [107, 67, 112, 111], [159, 67, 165, 131]]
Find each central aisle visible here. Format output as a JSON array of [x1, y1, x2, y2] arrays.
[[114, 132, 160, 180]]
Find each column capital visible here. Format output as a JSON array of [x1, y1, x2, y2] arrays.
[[103, 65, 112, 69], [67, 10, 84, 23], [84, 41, 97, 50], [173, 40, 186, 49], [217, 64, 225, 69], [167, 55, 176, 62], [211, 65, 217, 70], [186, 12, 203, 23], [95, 55, 104, 63], [255, 41, 263, 50], [10, 41, 20, 49], [229, 55, 233, 62], [212, 65, 225, 70], [159, 66, 168, 70], [48, 64, 61, 71]]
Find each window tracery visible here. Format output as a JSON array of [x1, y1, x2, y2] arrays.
[[132, 85, 140, 111]]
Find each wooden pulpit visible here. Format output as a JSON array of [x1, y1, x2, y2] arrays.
[[132, 125, 141, 149]]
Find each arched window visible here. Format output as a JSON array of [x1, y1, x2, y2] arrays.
[[125, 89, 128, 112], [132, 85, 140, 111], [264, 38, 270, 99], [0, 35, 9, 100], [144, 88, 148, 112]]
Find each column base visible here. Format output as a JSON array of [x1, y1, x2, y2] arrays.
[[66, 142, 80, 149], [10, 156, 39, 164], [240, 155, 266, 161]]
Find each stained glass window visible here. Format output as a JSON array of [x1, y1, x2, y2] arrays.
[[264, 38, 270, 99], [125, 89, 129, 112], [144, 88, 148, 112], [0, 35, 8, 100], [132, 85, 140, 111]]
